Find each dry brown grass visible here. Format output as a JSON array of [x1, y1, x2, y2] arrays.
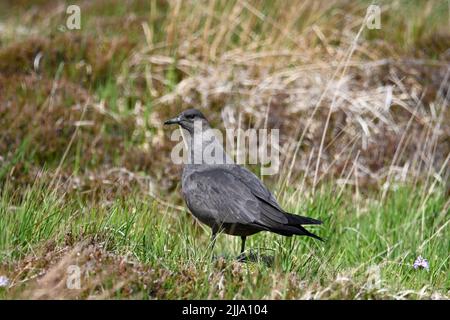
[[3, 241, 164, 299], [0, 0, 448, 194], [3, 241, 446, 300]]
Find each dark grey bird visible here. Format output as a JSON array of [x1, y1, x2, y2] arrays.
[[164, 108, 322, 258]]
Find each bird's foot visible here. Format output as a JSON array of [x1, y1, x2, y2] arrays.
[[236, 251, 259, 263], [236, 251, 274, 266], [236, 252, 248, 262]]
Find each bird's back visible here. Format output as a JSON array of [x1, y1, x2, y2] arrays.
[[181, 164, 251, 226], [181, 164, 322, 239]]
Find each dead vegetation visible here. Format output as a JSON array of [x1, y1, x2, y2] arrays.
[[3, 241, 166, 299], [0, 0, 448, 194], [2, 240, 446, 300]]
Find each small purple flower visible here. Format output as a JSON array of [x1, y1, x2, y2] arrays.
[[413, 256, 429, 271], [0, 275, 9, 287]]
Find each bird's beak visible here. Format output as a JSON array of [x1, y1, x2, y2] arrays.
[[164, 116, 181, 125]]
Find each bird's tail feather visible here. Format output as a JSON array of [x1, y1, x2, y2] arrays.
[[295, 225, 323, 241], [286, 213, 322, 225], [255, 222, 323, 241], [287, 215, 323, 241]]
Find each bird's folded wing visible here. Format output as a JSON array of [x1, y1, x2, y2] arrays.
[[228, 165, 322, 226], [228, 165, 284, 211], [183, 169, 261, 225], [183, 167, 296, 230]]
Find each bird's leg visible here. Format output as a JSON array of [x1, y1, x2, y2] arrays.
[[240, 236, 246, 255], [209, 226, 219, 261], [210, 230, 218, 251], [237, 236, 247, 262]]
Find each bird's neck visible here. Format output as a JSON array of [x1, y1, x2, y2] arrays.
[[182, 125, 234, 165]]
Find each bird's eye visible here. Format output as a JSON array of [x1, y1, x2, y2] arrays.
[[186, 114, 195, 119]]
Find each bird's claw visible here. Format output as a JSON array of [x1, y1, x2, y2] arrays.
[[236, 252, 247, 262]]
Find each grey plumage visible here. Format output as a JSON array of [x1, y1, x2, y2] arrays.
[[164, 108, 322, 257]]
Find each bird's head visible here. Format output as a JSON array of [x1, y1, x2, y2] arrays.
[[164, 108, 208, 133]]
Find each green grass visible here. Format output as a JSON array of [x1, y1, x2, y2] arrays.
[[0, 178, 448, 299]]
